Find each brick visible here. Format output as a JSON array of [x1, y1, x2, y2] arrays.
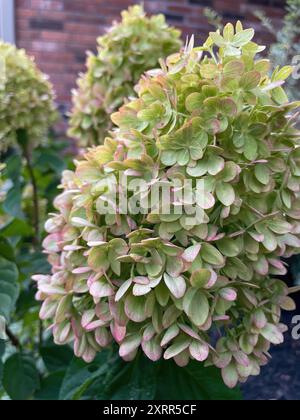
[[14, 0, 288, 111], [30, 18, 64, 31]]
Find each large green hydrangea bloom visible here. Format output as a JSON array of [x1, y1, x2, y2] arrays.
[[68, 5, 182, 147], [0, 42, 57, 153], [35, 22, 300, 388]]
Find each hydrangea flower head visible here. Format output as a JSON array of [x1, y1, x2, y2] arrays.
[[34, 22, 300, 388], [68, 5, 182, 147], [0, 42, 57, 153]]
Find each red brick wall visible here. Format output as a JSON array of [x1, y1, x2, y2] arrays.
[[15, 0, 286, 113]]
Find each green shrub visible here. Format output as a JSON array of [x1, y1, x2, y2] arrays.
[[35, 22, 300, 389], [68, 5, 182, 147], [0, 42, 57, 153]]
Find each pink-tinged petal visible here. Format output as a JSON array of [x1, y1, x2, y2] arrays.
[[110, 321, 126, 343], [260, 323, 284, 345], [213, 352, 232, 369], [64, 245, 84, 251], [119, 334, 141, 358], [71, 318, 83, 339], [222, 364, 239, 389], [143, 325, 156, 342], [95, 327, 111, 347], [174, 350, 190, 367], [127, 216, 137, 231], [39, 299, 58, 320], [213, 315, 230, 322], [161, 324, 180, 347], [205, 270, 218, 289], [178, 324, 201, 341], [54, 321, 72, 344], [133, 276, 150, 285], [252, 309, 267, 329], [233, 351, 250, 367], [133, 284, 152, 296], [199, 316, 212, 332], [87, 241, 107, 247], [81, 309, 95, 328], [142, 337, 163, 362], [85, 320, 106, 332], [164, 274, 186, 299], [124, 295, 148, 323], [90, 279, 114, 298], [72, 267, 92, 274], [182, 244, 201, 263], [122, 349, 139, 362], [82, 347, 96, 363], [38, 284, 66, 296], [115, 279, 132, 302], [32, 274, 51, 283], [95, 302, 112, 323], [42, 233, 63, 253], [219, 288, 237, 302], [249, 231, 265, 242], [108, 298, 128, 327], [189, 340, 209, 362]]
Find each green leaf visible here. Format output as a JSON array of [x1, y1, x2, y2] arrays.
[[254, 165, 270, 185], [98, 353, 157, 400], [156, 359, 242, 400], [232, 29, 254, 47], [217, 238, 241, 257], [40, 342, 73, 373], [273, 66, 293, 82], [240, 71, 261, 90], [35, 371, 65, 401], [0, 340, 5, 381], [209, 31, 226, 47], [216, 181, 235, 207], [0, 255, 19, 322], [3, 353, 40, 400], [59, 351, 114, 400]]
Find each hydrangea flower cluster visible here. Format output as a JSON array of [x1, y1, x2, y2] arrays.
[[0, 42, 57, 153], [68, 5, 182, 147], [34, 22, 300, 388]]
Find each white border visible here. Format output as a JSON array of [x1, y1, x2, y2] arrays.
[[0, 0, 15, 44]]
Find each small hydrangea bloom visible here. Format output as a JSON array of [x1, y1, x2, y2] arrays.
[[35, 22, 300, 388], [0, 42, 57, 153], [68, 5, 182, 147]]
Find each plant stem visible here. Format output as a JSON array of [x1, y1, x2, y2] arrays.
[[16, 130, 43, 347], [17, 130, 40, 249], [5, 326, 21, 349]]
